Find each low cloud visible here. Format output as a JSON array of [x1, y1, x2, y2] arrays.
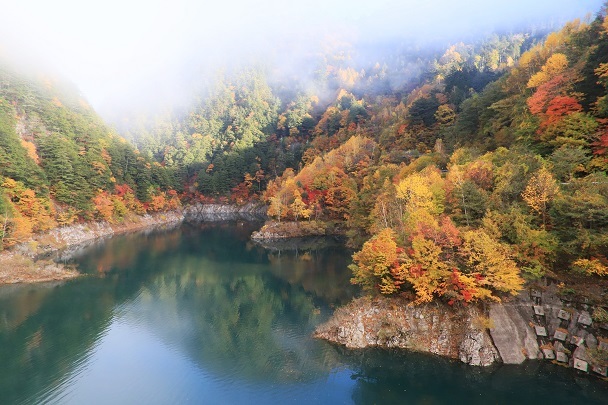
[[0, 0, 603, 120]]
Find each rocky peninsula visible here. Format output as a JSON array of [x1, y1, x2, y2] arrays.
[[315, 282, 608, 378]]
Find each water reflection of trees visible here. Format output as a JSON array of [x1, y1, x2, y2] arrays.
[[0, 225, 207, 403], [6, 222, 605, 403], [266, 246, 357, 306], [0, 222, 355, 402], [0, 274, 149, 404], [129, 248, 349, 383]]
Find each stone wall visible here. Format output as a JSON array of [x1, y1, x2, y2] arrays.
[[521, 286, 608, 377]]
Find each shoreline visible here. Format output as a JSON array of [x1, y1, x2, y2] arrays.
[[5, 207, 606, 381], [0, 210, 185, 285], [314, 296, 500, 367], [0, 202, 266, 285], [314, 287, 608, 378], [251, 220, 345, 240]]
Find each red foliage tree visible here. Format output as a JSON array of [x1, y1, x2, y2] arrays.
[[592, 126, 608, 156], [526, 73, 574, 116], [542, 96, 582, 128]]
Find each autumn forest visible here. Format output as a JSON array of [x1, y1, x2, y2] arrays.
[[1, 9, 608, 307]]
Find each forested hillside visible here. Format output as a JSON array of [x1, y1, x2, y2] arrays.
[[1, 8, 607, 307], [0, 62, 180, 249], [263, 14, 608, 304], [119, 31, 538, 205]]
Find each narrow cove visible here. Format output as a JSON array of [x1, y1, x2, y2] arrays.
[[0, 222, 606, 404]]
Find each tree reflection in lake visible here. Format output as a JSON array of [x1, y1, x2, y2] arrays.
[[0, 222, 357, 403], [2, 222, 607, 404], [96, 222, 357, 383]]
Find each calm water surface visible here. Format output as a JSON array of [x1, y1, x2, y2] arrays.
[[1, 222, 607, 404]]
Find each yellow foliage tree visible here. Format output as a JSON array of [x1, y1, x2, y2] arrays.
[[434, 105, 456, 126], [460, 229, 524, 299], [527, 53, 568, 88], [396, 173, 434, 211], [265, 173, 298, 222], [290, 189, 311, 222], [396, 167, 445, 216], [349, 228, 400, 295], [398, 236, 451, 304], [521, 167, 559, 228], [20, 139, 40, 164], [4, 216, 33, 247], [571, 258, 608, 276], [268, 196, 286, 222]]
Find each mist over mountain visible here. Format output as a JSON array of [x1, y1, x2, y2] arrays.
[[0, 0, 603, 124]]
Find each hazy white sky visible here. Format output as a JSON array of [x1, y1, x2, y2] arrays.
[[0, 0, 604, 115]]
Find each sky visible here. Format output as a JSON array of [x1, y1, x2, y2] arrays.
[[0, 0, 605, 118]]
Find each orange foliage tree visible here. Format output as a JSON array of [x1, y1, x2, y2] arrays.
[[92, 190, 115, 222], [2, 178, 55, 234]]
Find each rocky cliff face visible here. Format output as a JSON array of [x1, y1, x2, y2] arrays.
[[315, 289, 608, 377], [184, 203, 267, 222], [488, 302, 541, 364], [314, 296, 500, 367]]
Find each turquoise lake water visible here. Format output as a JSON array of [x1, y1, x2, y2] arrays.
[[1, 222, 607, 404]]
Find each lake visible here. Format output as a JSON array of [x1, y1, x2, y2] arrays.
[[1, 222, 607, 404]]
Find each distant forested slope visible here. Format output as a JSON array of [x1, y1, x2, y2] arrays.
[[2, 9, 607, 303], [263, 13, 608, 304], [0, 62, 180, 249]]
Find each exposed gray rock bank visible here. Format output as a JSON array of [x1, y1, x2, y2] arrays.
[[1, 203, 267, 284], [184, 202, 267, 221], [15, 210, 185, 259], [316, 290, 608, 376], [489, 303, 541, 363], [0, 210, 185, 284], [314, 297, 500, 366], [13, 203, 266, 259], [251, 221, 330, 240]]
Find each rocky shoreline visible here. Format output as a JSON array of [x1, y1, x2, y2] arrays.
[[184, 202, 267, 222], [251, 220, 344, 240], [0, 202, 266, 285], [314, 287, 608, 378], [5, 204, 606, 381], [314, 296, 500, 366]]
